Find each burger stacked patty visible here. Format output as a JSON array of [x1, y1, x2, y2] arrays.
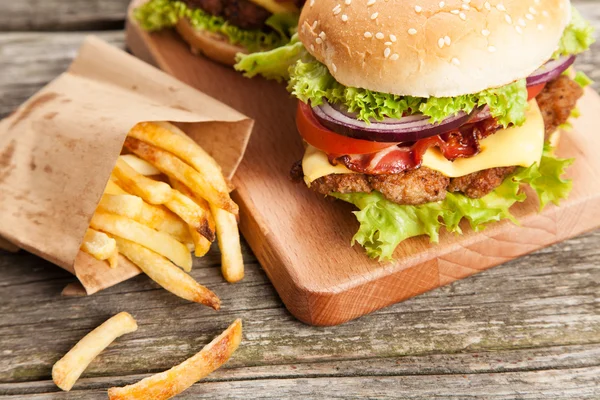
[[294, 75, 584, 206], [182, 0, 271, 30]]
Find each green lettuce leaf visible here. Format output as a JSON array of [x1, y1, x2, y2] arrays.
[[134, 0, 293, 53], [333, 145, 573, 260], [554, 7, 596, 58], [574, 71, 594, 88], [234, 34, 304, 81]]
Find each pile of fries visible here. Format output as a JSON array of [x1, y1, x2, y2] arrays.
[[81, 122, 244, 309], [53, 312, 242, 399]]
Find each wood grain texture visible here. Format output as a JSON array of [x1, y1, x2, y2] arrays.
[[0, 1, 599, 398], [0, 0, 130, 31], [126, 0, 600, 326]]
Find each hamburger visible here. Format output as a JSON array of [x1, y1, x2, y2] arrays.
[[134, 0, 304, 65], [236, 0, 594, 259]]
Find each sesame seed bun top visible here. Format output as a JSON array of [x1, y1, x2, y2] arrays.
[[298, 0, 571, 97]]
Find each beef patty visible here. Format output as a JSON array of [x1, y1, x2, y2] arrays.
[[293, 75, 583, 205], [182, 0, 271, 30]]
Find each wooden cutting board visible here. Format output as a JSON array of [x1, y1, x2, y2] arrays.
[[126, 4, 600, 326]]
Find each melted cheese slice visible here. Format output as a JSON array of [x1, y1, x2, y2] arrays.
[[303, 100, 545, 183], [249, 0, 298, 15]]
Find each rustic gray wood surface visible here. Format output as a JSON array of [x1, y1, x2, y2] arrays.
[[1, 1, 599, 399]]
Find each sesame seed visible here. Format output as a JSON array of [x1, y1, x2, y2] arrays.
[[516, 26, 523, 34], [415, 5, 422, 13], [367, 0, 376, 6], [390, 34, 397, 42], [526, 13, 534, 20], [538, 24, 544, 30], [333, 8, 341, 15], [462, 4, 470, 10], [529, 6, 537, 14], [390, 53, 399, 61], [438, 38, 445, 48], [341, 14, 348, 21], [384, 41, 392, 45], [319, 31, 327, 39], [451, 9, 459, 14], [332, 63, 337, 72], [542, 10, 549, 17], [439, 1, 445, 8], [310, 0, 315, 6], [315, 37, 323, 44], [364, 31, 372, 38], [371, 12, 379, 19], [518, 18, 526, 26], [484, 1, 491, 10], [481, 29, 490, 36], [505, 15, 512, 24], [345, 0, 351, 4], [375, 32, 384, 39], [384, 48, 391, 58], [333, 4, 341, 12], [310, 44, 315, 51], [408, 28, 417, 35], [488, 45, 497, 52], [459, 12, 466, 20], [444, 35, 451, 45], [311, 21, 318, 30], [496, 3, 506, 12], [452, 57, 461, 65]]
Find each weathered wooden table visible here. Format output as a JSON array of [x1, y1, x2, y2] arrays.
[[1, 1, 599, 398]]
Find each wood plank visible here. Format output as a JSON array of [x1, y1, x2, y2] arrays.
[[0, 32, 125, 118], [126, 0, 600, 325], [0, 1, 130, 31]]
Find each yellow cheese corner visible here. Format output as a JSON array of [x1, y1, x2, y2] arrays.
[[248, 0, 298, 15], [302, 100, 545, 183]]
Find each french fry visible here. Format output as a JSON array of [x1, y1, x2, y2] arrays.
[[128, 122, 230, 193], [90, 211, 192, 272], [169, 179, 216, 240], [113, 237, 220, 309], [108, 319, 241, 400], [123, 137, 238, 215], [190, 228, 212, 258], [80, 229, 118, 266], [120, 154, 161, 176], [112, 158, 173, 205], [53, 312, 138, 391], [104, 180, 128, 195], [211, 206, 244, 283], [165, 191, 215, 242], [105, 180, 193, 247], [97, 194, 143, 220]]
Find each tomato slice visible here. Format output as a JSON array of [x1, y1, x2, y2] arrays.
[[527, 83, 546, 100], [296, 102, 398, 155]]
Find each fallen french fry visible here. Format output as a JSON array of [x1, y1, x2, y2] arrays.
[[123, 137, 238, 215], [211, 206, 244, 283], [128, 122, 230, 193], [80, 229, 118, 264], [112, 158, 173, 205], [52, 312, 138, 391], [97, 194, 143, 220], [90, 211, 192, 272], [108, 319, 241, 400], [113, 237, 220, 309], [120, 154, 161, 176]]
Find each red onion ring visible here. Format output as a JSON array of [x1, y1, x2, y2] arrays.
[[313, 101, 476, 143], [527, 55, 576, 86]]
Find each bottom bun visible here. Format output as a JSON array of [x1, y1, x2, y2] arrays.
[[175, 19, 247, 66]]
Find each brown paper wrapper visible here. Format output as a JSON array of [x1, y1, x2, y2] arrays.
[[0, 36, 253, 294]]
